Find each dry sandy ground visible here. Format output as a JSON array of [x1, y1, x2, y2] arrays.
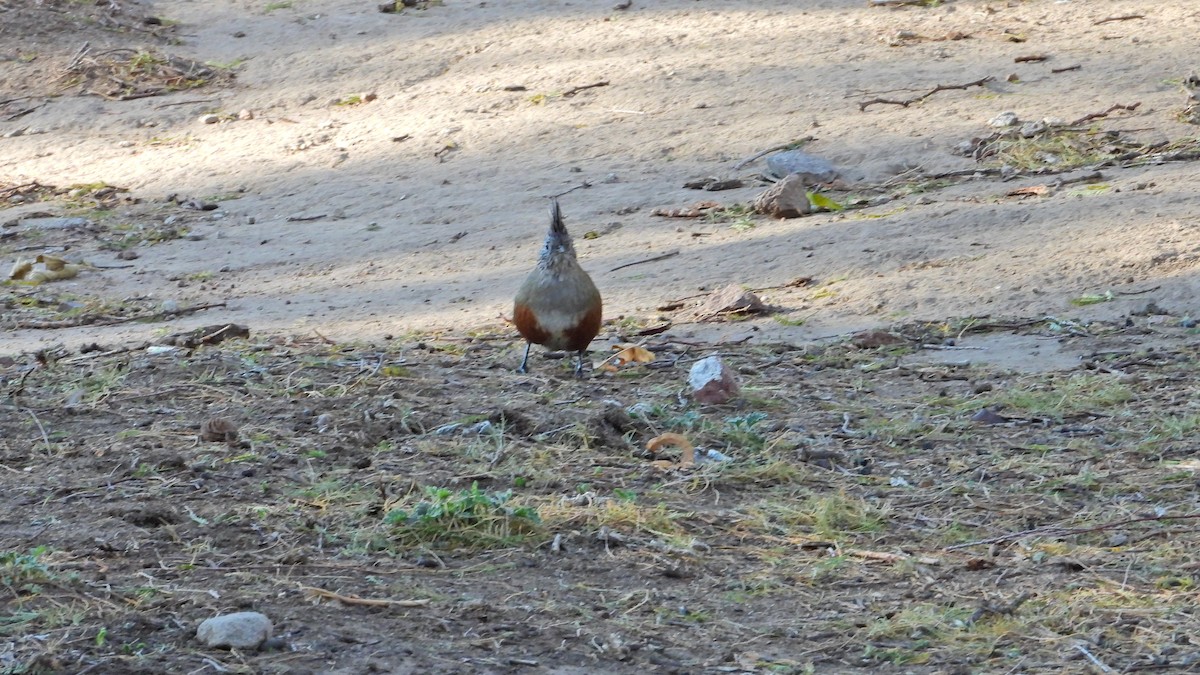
[[2, 0, 1200, 366]]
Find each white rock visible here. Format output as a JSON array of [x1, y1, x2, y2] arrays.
[[688, 355, 739, 405], [988, 111, 1020, 128], [196, 611, 272, 649]]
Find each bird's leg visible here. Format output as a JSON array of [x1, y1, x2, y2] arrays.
[[574, 349, 587, 377], [517, 342, 532, 373]]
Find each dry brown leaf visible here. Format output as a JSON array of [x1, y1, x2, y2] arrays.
[[10, 255, 85, 284], [36, 254, 68, 271], [646, 432, 695, 468], [28, 265, 82, 283], [598, 343, 656, 372], [8, 258, 33, 280]]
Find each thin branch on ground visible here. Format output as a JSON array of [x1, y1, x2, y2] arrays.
[[609, 250, 679, 272], [1093, 14, 1144, 25], [561, 81, 609, 97], [858, 76, 993, 111], [1069, 102, 1141, 126]]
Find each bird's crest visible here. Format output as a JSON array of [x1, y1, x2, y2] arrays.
[[540, 197, 577, 262]]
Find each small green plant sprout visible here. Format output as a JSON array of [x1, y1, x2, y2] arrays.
[[1, 546, 54, 594], [384, 482, 541, 548]]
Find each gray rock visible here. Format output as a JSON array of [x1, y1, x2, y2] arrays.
[[1019, 121, 1046, 138], [952, 140, 977, 156], [765, 150, 838, 183], [196, 611, 273, 649]]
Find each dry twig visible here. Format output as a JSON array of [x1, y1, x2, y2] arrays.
[[1093, 14, 1144, 25], [562, 81, 609, 97], [858, 76, 993, 111], [609, 250, 679, 272], [1069, 102, 1140, 126]]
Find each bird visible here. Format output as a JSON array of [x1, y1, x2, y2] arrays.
[[513, 198, 602, 375]]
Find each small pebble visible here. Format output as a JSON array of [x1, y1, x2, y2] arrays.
[[199, 114, 220, 125]]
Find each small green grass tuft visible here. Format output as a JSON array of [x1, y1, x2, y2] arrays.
[[385, 483, 541, 549]]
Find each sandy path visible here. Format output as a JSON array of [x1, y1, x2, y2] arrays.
[[2, 0, 1198, 367]]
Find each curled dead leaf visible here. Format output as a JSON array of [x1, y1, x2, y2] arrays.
[[598, 343, 656, 372], [646, 432, 695, 468], [36, 254, 68, 271], [9, 255, 85, 284], [9, 258, 33, 280], [28, 265, 83, 283]]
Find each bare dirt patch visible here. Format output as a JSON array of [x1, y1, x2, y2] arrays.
[[4, 325, 1200, 673]]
